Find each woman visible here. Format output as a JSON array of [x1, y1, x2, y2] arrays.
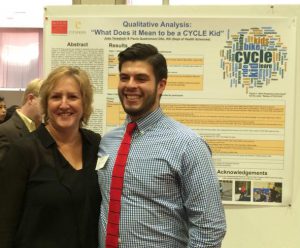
[[0, 66, 101, 248], [0, 96, 7, 123]]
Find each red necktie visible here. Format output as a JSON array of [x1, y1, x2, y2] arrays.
[[105, 122, 137, 248]]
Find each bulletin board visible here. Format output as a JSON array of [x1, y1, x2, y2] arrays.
[[44, 5, 300, 248]]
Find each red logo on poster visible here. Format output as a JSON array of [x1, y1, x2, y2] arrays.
[[51, 20, 68, 34]]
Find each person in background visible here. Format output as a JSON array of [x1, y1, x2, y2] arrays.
[[0, 66, 101, 248], [0, 96, 7, 124], [98, 43, 226, 248], [0, 79, 42, 161], [3, 105, 20, 122]]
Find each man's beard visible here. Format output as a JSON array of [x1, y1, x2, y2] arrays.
[[119, 86, 157, 118]]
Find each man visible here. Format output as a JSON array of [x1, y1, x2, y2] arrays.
[[0, 78, 43, 161], [98, 43, 226, 247], [0, 96, 7, 124]]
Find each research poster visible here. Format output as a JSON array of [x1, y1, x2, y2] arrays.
[[44, 7, 296, 206]]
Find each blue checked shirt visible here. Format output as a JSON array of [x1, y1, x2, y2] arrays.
[[98, 108, 226, 248]]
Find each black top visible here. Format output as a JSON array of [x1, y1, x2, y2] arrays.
[[0, 124, 101, 248], [0, 112, 30, 161]]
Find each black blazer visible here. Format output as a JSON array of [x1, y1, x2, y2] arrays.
[[0, 124, 101, 248], [0, 112, 30, 161]]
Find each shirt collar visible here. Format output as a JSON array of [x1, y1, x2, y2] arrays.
[[36, 123, 93, 149], [125, 107, 164, 133], [16, 109, 36, 132]]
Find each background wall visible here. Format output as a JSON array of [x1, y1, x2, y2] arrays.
[[73, 0, 125, 4], [0, 91, 23, 107]]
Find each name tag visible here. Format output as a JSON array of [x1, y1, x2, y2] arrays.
[[95, 155, 109, 170]]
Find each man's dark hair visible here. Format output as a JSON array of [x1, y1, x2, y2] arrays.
[[0, 96, 4, 102], [118, 43, 168, 83]]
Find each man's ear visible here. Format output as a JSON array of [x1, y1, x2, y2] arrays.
[[158, 79, 167, 95], [27, 93, 35, 104]]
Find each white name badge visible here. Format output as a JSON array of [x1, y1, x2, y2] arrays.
[[95, 155, 109, 170]]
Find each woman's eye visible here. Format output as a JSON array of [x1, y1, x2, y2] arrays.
[[50, 95, 60, 99]]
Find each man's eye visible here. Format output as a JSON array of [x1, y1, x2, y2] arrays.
[[136, 77, 147, 82], [120, 76, 128, 81]]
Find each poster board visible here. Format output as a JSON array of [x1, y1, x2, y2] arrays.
[[44, 5, 300, 247]]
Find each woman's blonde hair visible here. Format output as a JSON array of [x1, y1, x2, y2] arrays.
[[39, 66, 94, 127]]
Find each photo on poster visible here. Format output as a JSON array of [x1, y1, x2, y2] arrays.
[[234, 181, 251, 202], [219, 180, 232, 201], [253, 181, 282, 203]]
